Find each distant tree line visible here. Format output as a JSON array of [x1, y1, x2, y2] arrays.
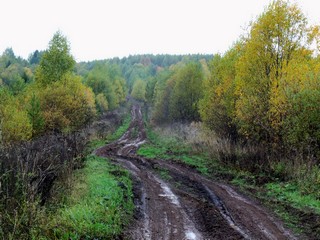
[[77, 54, 213, 91]]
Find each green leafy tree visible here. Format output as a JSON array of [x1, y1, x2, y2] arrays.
[[152, 76, 175, 123], [85, 63, 126, 110], [131, 79, 146, 101], [199, 45, 242, 140], [32, 32, 97, 133], [36, 31, 75, 85], [27, 93, 44, 137], [169, 62, 203, 122], [0, 89, 32, 144], [39, 74, 96, 132], [96, 93, 109, 113]]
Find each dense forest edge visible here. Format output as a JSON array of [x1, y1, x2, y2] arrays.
[[0, 0, 320, 239]]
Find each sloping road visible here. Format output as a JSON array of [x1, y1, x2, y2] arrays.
[[96, 104, 297, 240]]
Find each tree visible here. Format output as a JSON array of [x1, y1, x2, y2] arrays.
[[151, 70, 174, 123], [32, 32, 96, 133], [199, 45, 242, 140], [36, 31, 75, 85], [152, 76, 175, 123], [0, 89, 32, 144], [169, 62, 203, 122], [27, 93, 44, 137], [39, 74, 96, 132], [234, 0, 316, 143], [131, 79, 146, 101], [96, 93, 109, 113], [85, 63, 127, 110], [28, 50, 44, 65]]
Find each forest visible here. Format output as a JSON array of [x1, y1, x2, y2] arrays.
[[0, 0, 319, 239]]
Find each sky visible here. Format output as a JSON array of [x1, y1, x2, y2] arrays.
[[0, 0, 319, 62]]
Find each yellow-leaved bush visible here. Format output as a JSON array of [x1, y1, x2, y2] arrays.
[[38, 74, 96, 132], [0, 90, 32, 144]]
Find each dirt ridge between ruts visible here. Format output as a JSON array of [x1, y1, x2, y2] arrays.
[[96, 104, 298, 240]]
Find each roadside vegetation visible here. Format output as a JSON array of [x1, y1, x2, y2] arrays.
[[32, 110, 132, 239], [0, 31, 128, 239], [1, 0, 320, 238], [144, 0, 320, 195], [37, 155, 134, 239]]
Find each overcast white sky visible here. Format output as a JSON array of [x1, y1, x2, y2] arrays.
[[0, 0, 319, 61]]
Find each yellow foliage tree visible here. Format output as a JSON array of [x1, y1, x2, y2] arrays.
[[39, 74, 96, 132], [234, 0, 317, 143], [0, 90, 32, 144]]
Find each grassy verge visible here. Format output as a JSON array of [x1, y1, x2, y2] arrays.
[[137, 126, 209, 175], [40, 155, 134, 240], [34, 113, 134, 240], [108, 114, 131, 142], [265, 182, 320, 214]]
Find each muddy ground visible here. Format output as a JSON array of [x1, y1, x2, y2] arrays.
[[96, 105, 298, 240]]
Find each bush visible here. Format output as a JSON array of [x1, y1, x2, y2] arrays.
[[0, 130, 90, 239]]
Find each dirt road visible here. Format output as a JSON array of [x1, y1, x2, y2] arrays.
[[96, 105, 297, 240]]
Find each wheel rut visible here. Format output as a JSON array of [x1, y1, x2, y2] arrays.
[[96, 104, 297, 240]]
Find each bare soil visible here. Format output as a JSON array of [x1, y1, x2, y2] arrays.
[[96, 105, 298, 240]]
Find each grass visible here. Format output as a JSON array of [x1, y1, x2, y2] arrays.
[[137, 126, 209, 175], [41, 155, 134, 239], [266, 182, 320, 214], [33, 113, 134, 240]]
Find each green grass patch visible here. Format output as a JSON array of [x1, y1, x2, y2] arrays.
[[266, 182, 320, 214], [137, 126, 209, 175], [138, 145, 169, 159], [41, 155, 134, 239]]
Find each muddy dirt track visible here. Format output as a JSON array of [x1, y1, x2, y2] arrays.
[[96, 105, 298, 240]]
